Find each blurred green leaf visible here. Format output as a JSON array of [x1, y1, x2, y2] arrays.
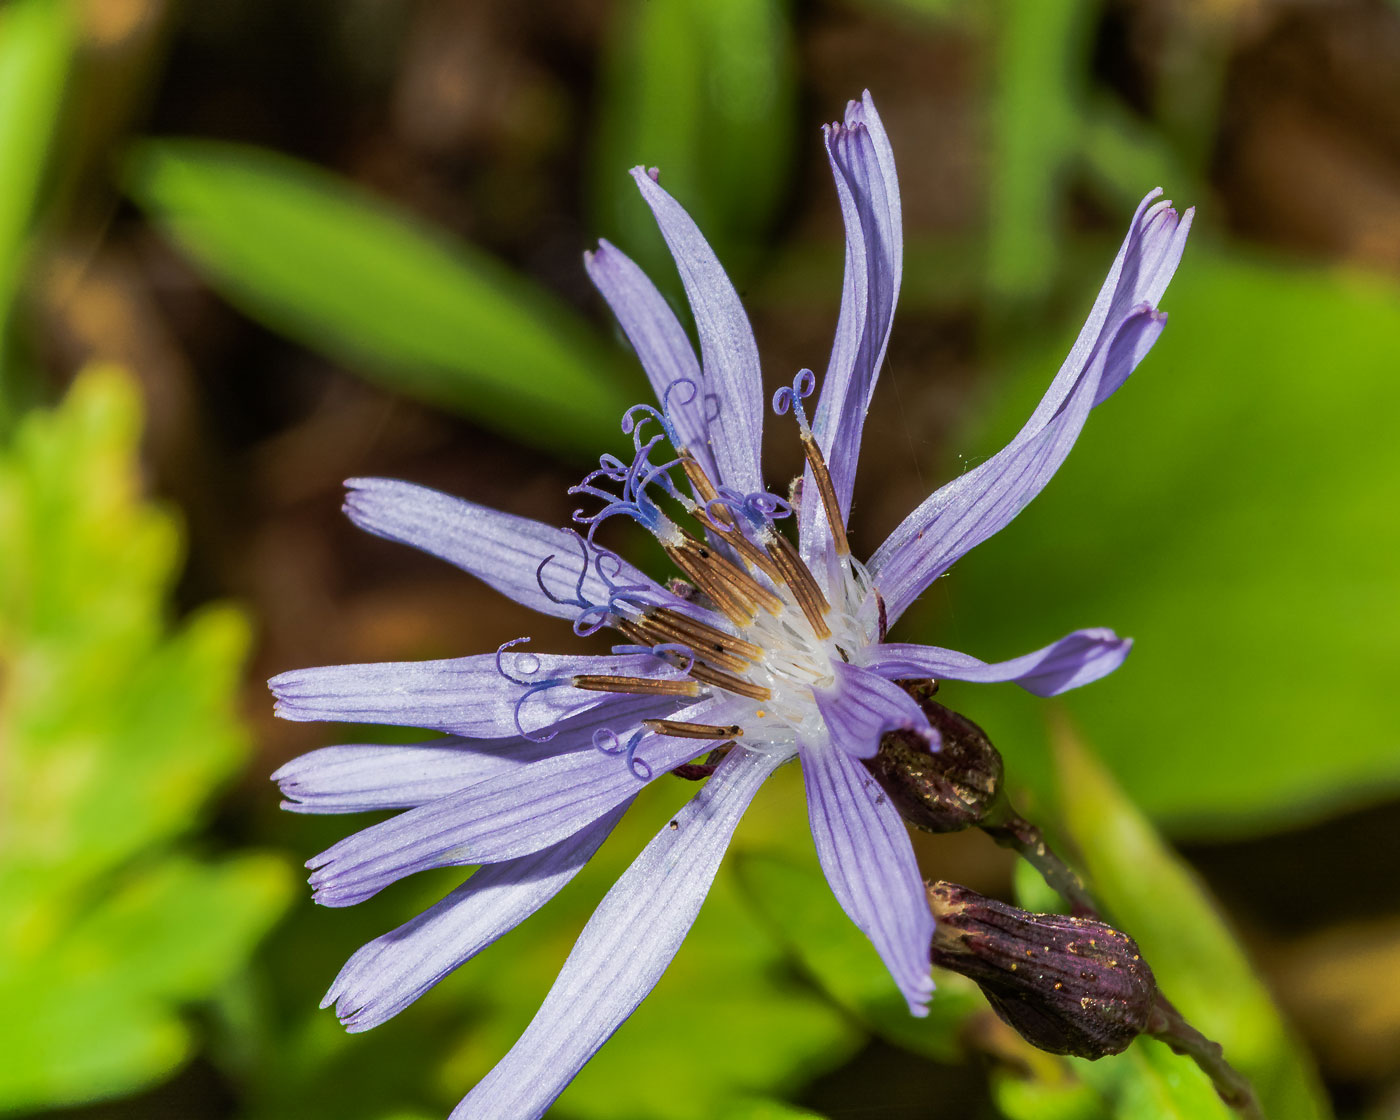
[[591, 0, 795, 283], [1080, 95, 1195, 212], [1052, 724, 1330, 1120], [986, 0, 1096, 300], [0, 0, 74, 412], [125, 141, 635, 456], [717, 1099, 828, 1120], [735, 849, 981, 1063], [0, 366, 292, 1109], [846, 0, 975, 21], [1011, 851, 1068, 915], [994, 1036, 1233, 1120], [936, 248, 1400, 834]]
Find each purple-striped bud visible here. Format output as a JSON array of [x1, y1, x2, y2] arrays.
[[927, 882, 1157, 1060]]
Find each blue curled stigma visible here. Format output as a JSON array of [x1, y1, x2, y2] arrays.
[[624, 376, 700, 452], [772, 368, 817, 431], [534, 529, 593, 614], [592, 727, 654, 781], [573, 550, 656, 638], [622, 402, 678, 449], [702, 487, 793, 542], [662, 376, 699, 419], [570, 428, 683, 542], [494, 638, 566, 743]]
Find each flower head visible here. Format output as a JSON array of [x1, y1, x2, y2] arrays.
[[270, 91, 1192, 1120]]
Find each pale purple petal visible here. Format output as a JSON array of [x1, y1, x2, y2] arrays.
[[812, 660, 937, 759], [306, 697, 742, 907], [1064, 193, 1194, 411], [344, 477, 686, 620], [272, 738, 554, 815], [272, 694, 673, 814], [269, 648, 687, 738], [450, 746, 782, 1120], [869, 629, 1132, 697], [800, 744, 934, 1014], [801, 92, 902, 566], [630, 168, 763, 495], [324, 802, 629, 1032], [870, 303, 1169, 623], [584, 240, 718, 484]]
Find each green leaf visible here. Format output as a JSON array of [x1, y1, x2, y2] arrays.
[[986, 0, 1096, 300], [717, 1099, 829, 1120], [4, 854, 292, 1107], [0, 366, 292, 1109], [1080, 95, 1195, 213], [845, 0, 976, 22], [935, 249, 1400, 835], [993, 1036, 1233, 1120], [0, 0, 74, 408], [124, 141, 635, 456], [591, 0, 795, 284], [1051, 726, 1331, 1120], [734, 850, 981, 1063]]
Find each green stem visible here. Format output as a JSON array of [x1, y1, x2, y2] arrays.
[[1147, 997, 1267, 1120]]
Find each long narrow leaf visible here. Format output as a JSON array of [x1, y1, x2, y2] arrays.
[[125, 140, 635, 456], [1053, 723, 1332, 1120]]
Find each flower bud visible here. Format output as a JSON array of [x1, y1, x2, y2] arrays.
[[927, 881, 1157, 1060], [864, 683, 1006, 832]]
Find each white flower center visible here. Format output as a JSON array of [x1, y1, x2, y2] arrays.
[[728, 557, 880, 758]]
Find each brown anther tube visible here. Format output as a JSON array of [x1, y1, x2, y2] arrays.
[[570, 675, 700, 697], [677, 451, 785, 583], [800, 431, 851, 557], [625, 617, 752, 674], [686, 662, 772, 701], [709, 523, 784, 582], [646, 608, 764, 660], [765, 532, 832, 640], [682, 536, 785, 616], [679, 452, 723, 511], [664, 543, 759, 626], [642, 719, 745, 739]]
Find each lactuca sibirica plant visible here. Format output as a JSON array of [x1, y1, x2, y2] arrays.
[[271, 91, 1192, 1119]]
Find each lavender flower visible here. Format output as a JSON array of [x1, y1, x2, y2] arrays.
[[270, 91, 1192, 1120]]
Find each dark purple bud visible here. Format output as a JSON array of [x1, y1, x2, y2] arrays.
[[927, 881, 1157, 1060], [864, 683, 1005, 833]]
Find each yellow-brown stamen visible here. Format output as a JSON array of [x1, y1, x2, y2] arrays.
[[679, 450, 723, 511], [642, 719, 745, 739], [664, 542, 757, 626], [681, 535, 785, 616], [677, 450, 785, 582], [624, 616, 752, 674], [571, 675, 700, 697], [800, 431, 851, 557], [765, 532, 833, 640], [645, 608, 764, 660], [686, 662, 773, 701], [708, 521, 785, 582]]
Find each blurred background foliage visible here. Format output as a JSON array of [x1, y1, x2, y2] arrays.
[[1, 0, 1398, 1117]]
